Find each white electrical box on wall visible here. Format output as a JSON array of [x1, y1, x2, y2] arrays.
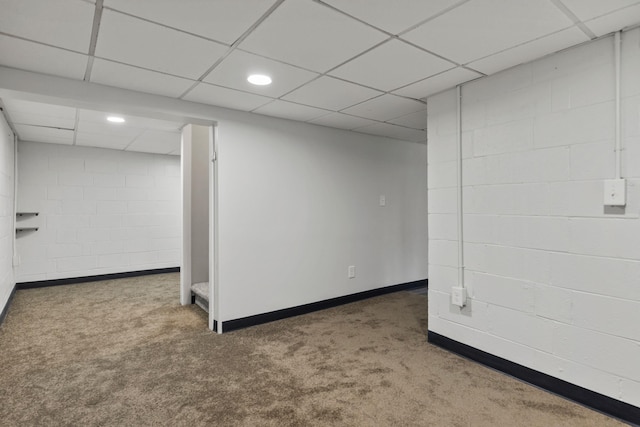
[[451, 286, 467, 307], [604, 179, 626, 206]]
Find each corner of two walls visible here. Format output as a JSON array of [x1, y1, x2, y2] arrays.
[[16, 141, 181, 283], [0, 112, 15, 315], [427, 29, 640, 406]]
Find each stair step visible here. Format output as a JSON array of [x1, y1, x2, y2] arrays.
[[191, 282, 209, 313], [191, 282, 209, 300]]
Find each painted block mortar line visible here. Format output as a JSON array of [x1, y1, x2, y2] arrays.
[[466, 242, 640, 263]]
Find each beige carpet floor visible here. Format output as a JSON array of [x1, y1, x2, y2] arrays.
[[0, 273, 626, 426]]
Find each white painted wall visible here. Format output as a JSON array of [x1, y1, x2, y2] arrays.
[[427, 30, 640, 406], [217, 114, 428, 322], [180, 124, 211, 306], [0, 113, 15, 314], [16, 141, 180, 282], [188, 125, 210, 286]]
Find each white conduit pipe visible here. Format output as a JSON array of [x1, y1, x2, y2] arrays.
[[615, 30, 622, 180], [12, 133, 18, 267], [456, 85, 465, 289]]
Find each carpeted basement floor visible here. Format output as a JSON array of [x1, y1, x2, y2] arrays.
[[0, 273, 627, 426]]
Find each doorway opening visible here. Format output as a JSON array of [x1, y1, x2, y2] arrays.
[[180, 124, 217, 332]]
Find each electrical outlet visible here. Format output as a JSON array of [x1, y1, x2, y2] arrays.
[[348, 265, 356, 279], [379, 195, 386, 206], [452, 286, 467, 307]]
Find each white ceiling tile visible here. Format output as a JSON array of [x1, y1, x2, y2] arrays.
[[0, 35, 88, 79], [126, 130, 181, 155], [77, 109, 182, 131], [308, 112, 378, 130], [90, 59, 195, 98], [584, 4, 640, 37], [322, 0, 458, 34], [393, 67, 482, 99], [239, 0, 388, 72], [341, 94, 426, 121], [77, 111, 146, 142], [329, 39, 454, 91], [76, 132, 134, 150], [103, 0, 276, 45], [124, 117, 183, 132], [402, 0, 573, 64], [14, 124, 74, 145], [3, 99, 76, 125], [355, 122, 426, 142], [0, 0, 95, 52], [204, 50, 318, 98], [468, 27, 590, 75], [253, 100, 331, 122], [95, 10, 228, 79], [4, 111, 75, 129], [282, 76, 382, 111], [183, 83, 273, 111], [3, 98, 76, 124], [387, 110, 427, 130], [560, 0, 640, 21]]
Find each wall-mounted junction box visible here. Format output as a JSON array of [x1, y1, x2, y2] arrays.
[[604, 179, 626, 206], [452, 286, 467, 307]]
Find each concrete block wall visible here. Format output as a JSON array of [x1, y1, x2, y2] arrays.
[[16, 141, 180, 282], [0, 113, 15, 314], [427, 30, 640, 407]]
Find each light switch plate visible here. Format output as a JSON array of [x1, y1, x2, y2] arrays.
[[348, 265, 356, 279], [604, 179, 626, 206]]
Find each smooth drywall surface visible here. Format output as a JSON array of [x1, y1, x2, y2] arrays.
[[0, 113, 15, 314], [16, 141, 180, 282], [427, 30, 640, 406], [216, 114, 428, 322]]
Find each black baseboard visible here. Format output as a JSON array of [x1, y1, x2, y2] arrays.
[[16, 267, 180, 290], [427, 331, 640, 426], [221, 279, 427, 333], [0, 284, 17, 327]]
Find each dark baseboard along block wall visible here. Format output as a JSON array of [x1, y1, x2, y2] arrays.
[[0, 267, 180, 327], [428, 331, 640, 426], [15, 267, 180, 290]]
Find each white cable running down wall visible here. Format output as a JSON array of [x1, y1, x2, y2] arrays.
[[615, 30, 622, 180], [456, 84, 465, 290]]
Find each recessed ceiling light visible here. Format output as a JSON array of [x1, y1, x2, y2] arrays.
[[247, 74, 272, 86], [107, 116, 125, 123]]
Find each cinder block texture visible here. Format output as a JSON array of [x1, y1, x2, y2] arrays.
[[428, 29, 640, 407], [16, 141, 180, 281]]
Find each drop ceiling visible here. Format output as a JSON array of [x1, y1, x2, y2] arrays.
[[1, 98, 182, 155], [1, 0, 639, 153]]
